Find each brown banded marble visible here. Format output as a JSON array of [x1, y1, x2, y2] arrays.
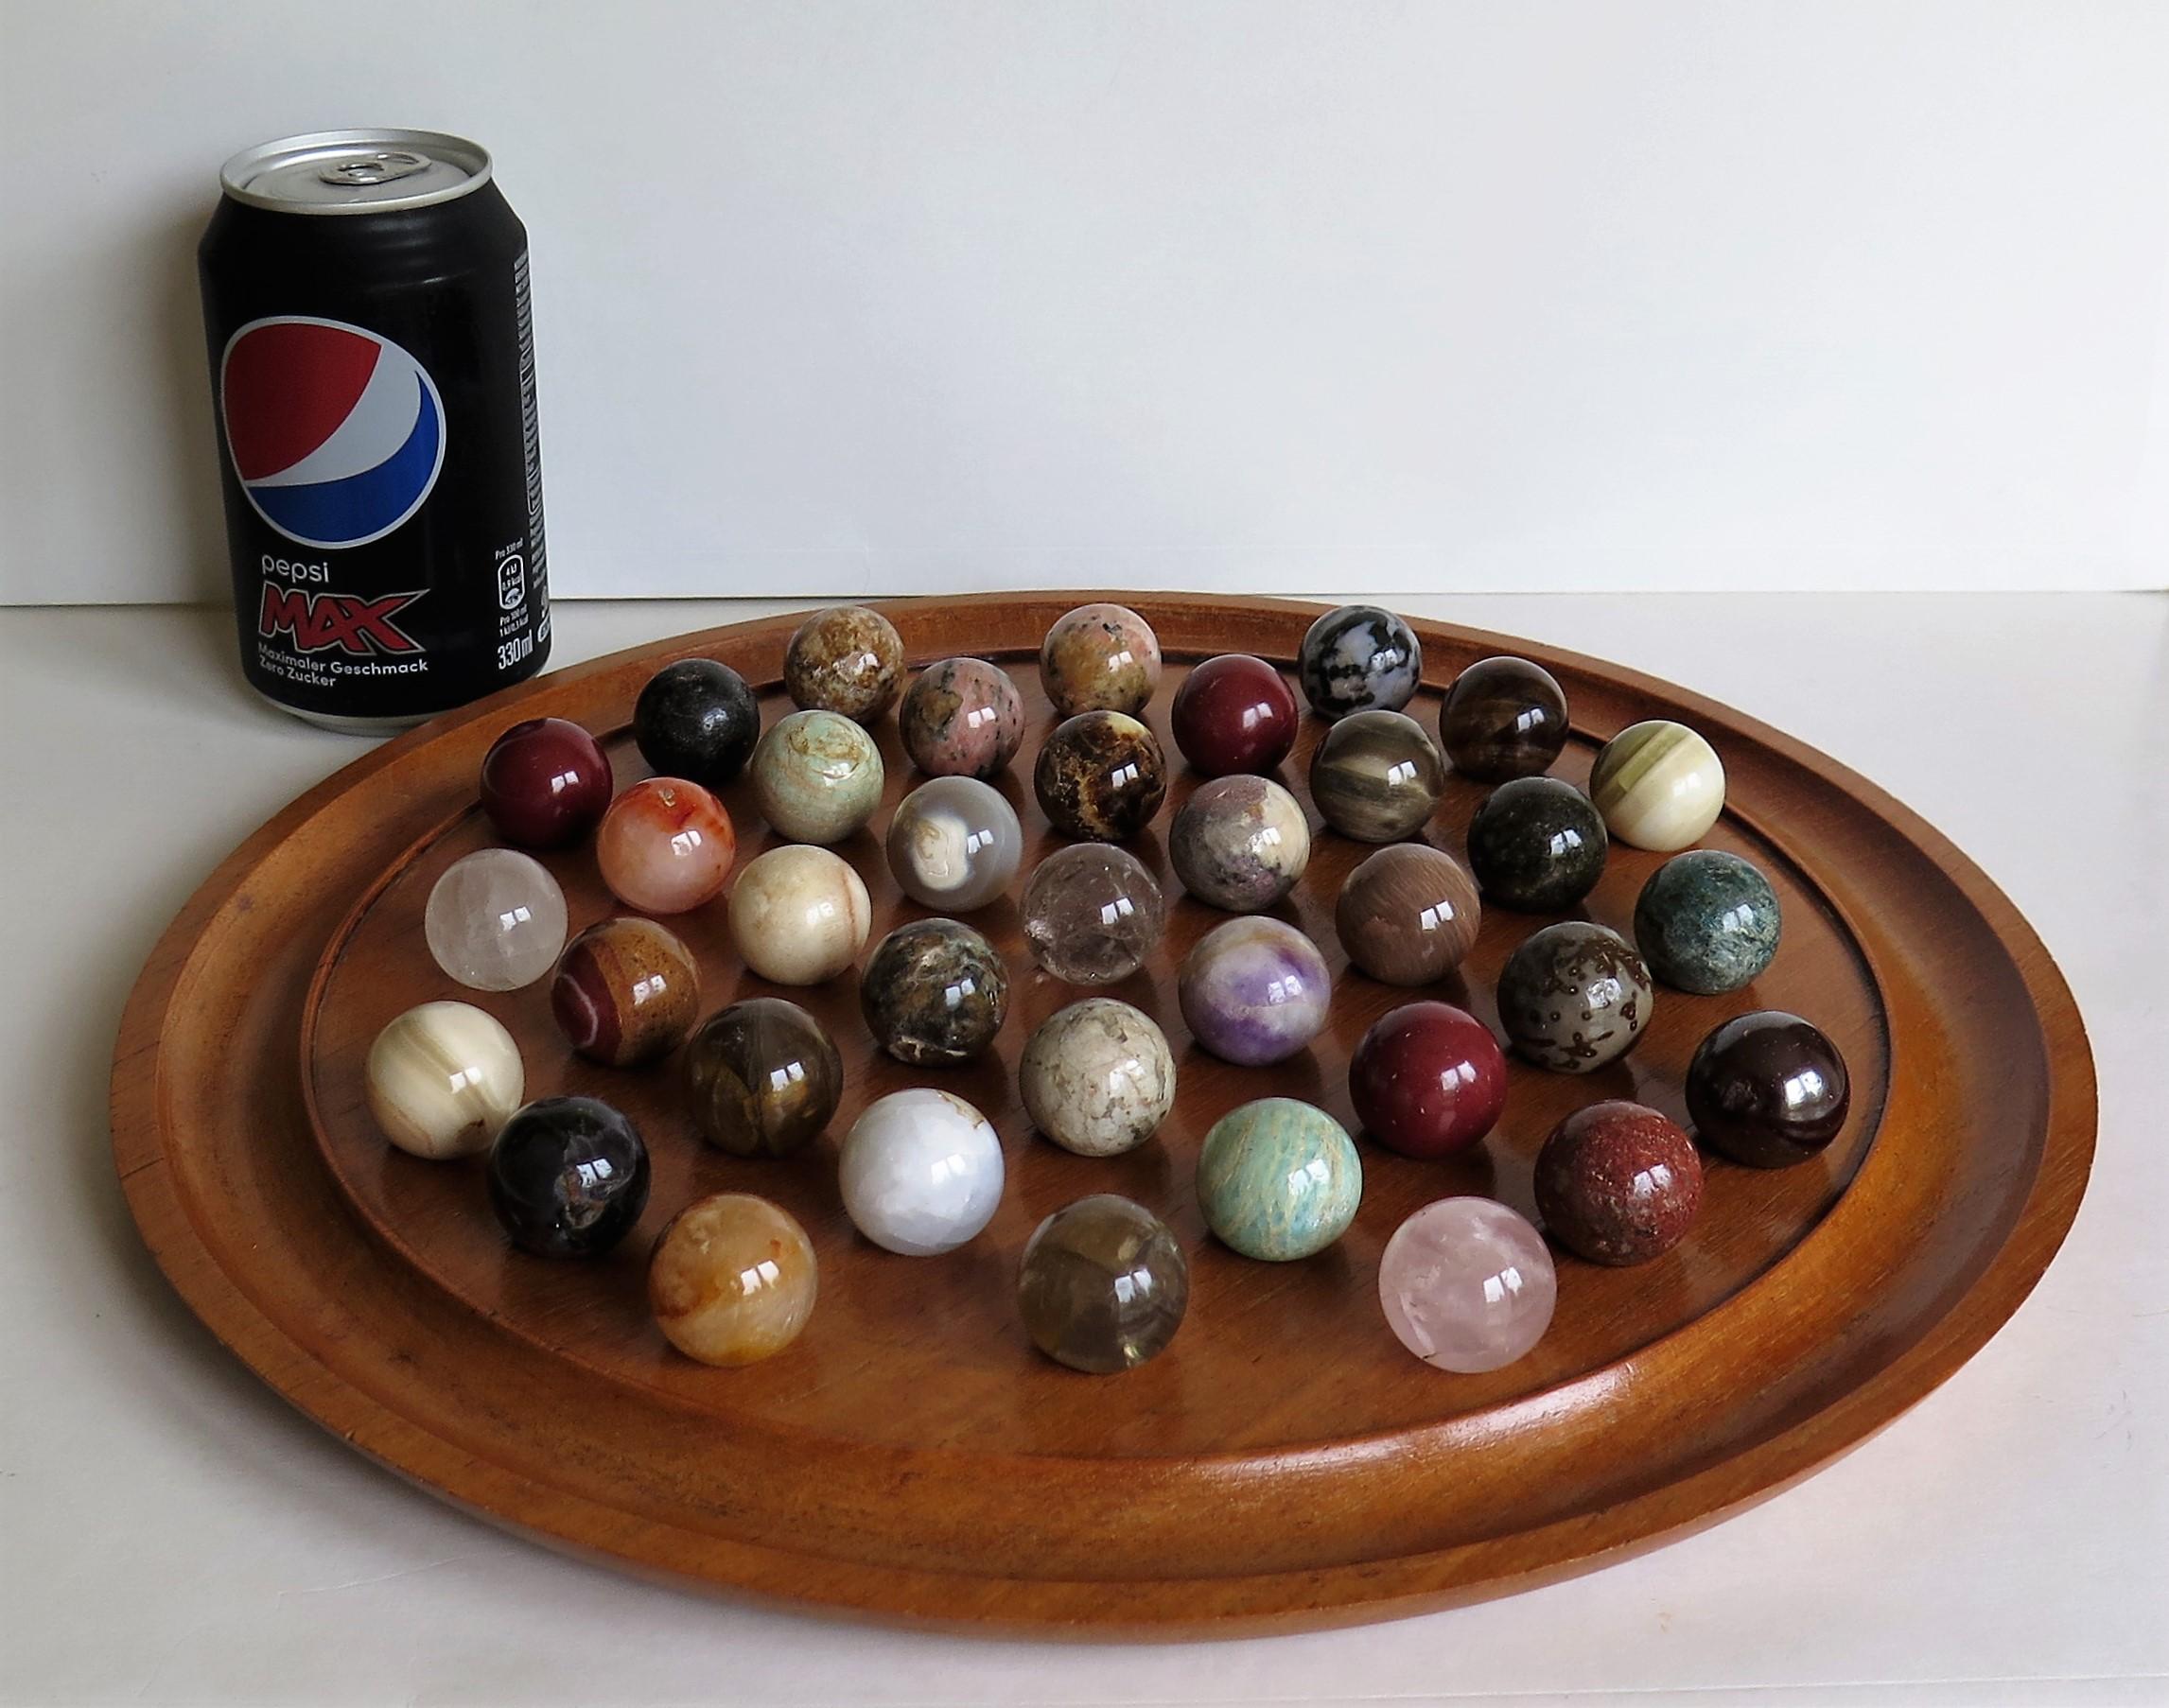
[[682, 997, 844, 1158], [1308, 708, 1446, 843], [1439, 655, 1569, 781], [1335, 843, 1481, 985], [549, 915, 702, 1067]]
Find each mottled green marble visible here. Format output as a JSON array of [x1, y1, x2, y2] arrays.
[[1632, 849, 1781, 994], [1196, 1098, 1362, 1262]]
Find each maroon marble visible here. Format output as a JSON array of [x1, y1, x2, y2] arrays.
[[1348, 1002, 1508, 1159], [1169, 654, 1300, 776], [1533, 1100, 1704, 1266], [1686, 1010, 1852, 1168], [479, 718, 614, 848]]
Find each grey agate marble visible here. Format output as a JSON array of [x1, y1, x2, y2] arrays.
[[1297, 604, 1423, 720], [1632, 849, 1781, 994], [1169, 776, 1312, 913]]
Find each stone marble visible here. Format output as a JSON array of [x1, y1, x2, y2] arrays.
[[749, 709, 885, 845], [1169, 654, 1299, 776], [1378, 1198, 1557, 1373], [549, 915, 701, 1067], [884, 776, 1023, 913], [486, 1096, 651, 1259], [1040, 603, 1163, 717], [1019, 998, 1177, 1158], [1686, 1010, 1852, 1168], [1348, 1002, 1508, 1159], [1438, 655, 1569, 782], [1020, 843, 1166, 985], [726, 845, 873, 985], [1177, 916, 1333, 1066], [1033, 710, 1168, 842], [1589, 719, 1726, 851], [632, 658, 761, 788], [839, 1088, 1006, 1256], [1196, 1098, 1362, 1262], [1633, 848, 1782, 994], [424, 848, 568, 992], [1533, 1101, 1705, 1265], [596, 777, 737, 914], [1496, 920, 1653, 1073], [1308, 709, 1446, 843], [648, 1194, 818, 1366], [683, 997, 844, 1158], [1297, 604, 1423, 720], [899, 656, 1025, 780], [479, 717, 614, 848], [1464, 776, 1608, 912], [783, 604, 904, 722], [1168, 775, 1311, 913], [364, 1001, 525, 1160], [1018, 1194, 1189, 1373], [1334, 843, 1480, 985], [859, 918, 1010, 1066]]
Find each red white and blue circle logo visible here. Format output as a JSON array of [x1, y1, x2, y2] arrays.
[[220, 317, 446, 549]]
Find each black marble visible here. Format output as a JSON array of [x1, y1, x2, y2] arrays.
[[1686, 1010, 1851, 1168], [486, 1096, 652, 1258], [634, 658, 761, 786], [1465, 776, 1609, 911]]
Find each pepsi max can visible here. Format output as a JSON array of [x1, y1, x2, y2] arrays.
[[199, 130, 550, 731]]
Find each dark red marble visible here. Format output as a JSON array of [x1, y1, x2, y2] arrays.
[[1686, 1010, 1851, 1168], [1170, 654, 1300, 776], [1533, 1101, 1704, 1266], [480, 717, 614, 848], [1348, 1002, 1508, 1159]]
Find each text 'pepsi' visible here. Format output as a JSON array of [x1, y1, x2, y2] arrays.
[[199, 130, 551, 731]]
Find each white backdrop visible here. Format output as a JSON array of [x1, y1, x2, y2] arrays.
[[3, 0, 2166, 605]]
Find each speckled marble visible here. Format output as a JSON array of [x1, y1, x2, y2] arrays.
[[1020, 843, 1166, 985], [1438, 655, 1569, 781], [1308, 709, 1446, 843], [1019, 998, 1177, 1157], [750, 708, 885, 845], [1297, 604, 1423, 720], [648, 1194, 818, 1366], [424, 848, 569, 992], [898, 656, 1026, 779], [1178, 915, 1333, 1066], [783, 605, 904, 722], [1533, 1100, 1705, 1265], [859, 918, 1010, 1066], [1169, 775, 1311, 913], [1632, 848, 1782, 994], [1496, 919, 1653, 1073], [365, 1001, 524, 1160], [681, 997, 843, 1158], [1464, 776, 1608, 912], [1197, 1098, 1362, 1262], [1018, 1194, 1189, 1372], [633, 659, 761, 787], [1040, 603, 1163, 717], [725, 844, 873, 985], [1686, 1009, 1852, 1168], [1335, 843, 1481, 985], [884, 776, 1024, 912], [1379, 1197, 1556, 1373], [1033, 710, 1168, 842], [1589, 719, 1726, 851]]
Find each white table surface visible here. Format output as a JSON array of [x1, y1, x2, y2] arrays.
[[2, 595, 2163, 1708]]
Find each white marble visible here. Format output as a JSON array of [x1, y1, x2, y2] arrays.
[[1588, 719, 1727, 851], [1018, 998, 1177, 1158], [725, 845, 872, 985], [364, 1002, 526, 1160], [838, 1089, 1006, 1256], [421, 848, 568, 992]]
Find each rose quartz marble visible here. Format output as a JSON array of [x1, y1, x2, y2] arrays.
[[1378, 1197, 1557, 1373]]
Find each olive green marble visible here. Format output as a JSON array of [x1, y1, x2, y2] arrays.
[[749, 708, 885, 845], [1196, 1098, 1362, 1262], [1017, 1194, 1189, 1373]]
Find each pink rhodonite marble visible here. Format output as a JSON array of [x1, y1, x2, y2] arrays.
[[1378, 1197, 1557, 1374]]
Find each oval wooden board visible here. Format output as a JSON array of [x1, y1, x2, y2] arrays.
[[112, 594, 2094, 1634]]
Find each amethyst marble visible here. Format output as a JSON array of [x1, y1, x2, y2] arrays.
[[1177, 916, 1333, 1066]]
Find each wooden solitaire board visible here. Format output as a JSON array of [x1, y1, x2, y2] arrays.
[[111, 594, 2095, 1633]]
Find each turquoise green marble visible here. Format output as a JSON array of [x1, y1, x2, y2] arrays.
[[1632, 849, 1781, 994], [1195, 1098, 1362, 1262]]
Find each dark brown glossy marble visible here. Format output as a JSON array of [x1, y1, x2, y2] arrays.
[[1439, 655, 1570, 781], [859, 918, 1010, 1066], [681, 997, 845, 1158], [1335, 843, 1481, 985], [1686, 1010, 1852, 1168], [1534, 1101, 1704, 1265], [1033, 710, 1168, 842]]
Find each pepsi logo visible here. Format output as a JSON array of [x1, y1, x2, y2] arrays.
[[221, 317, 446, 549]]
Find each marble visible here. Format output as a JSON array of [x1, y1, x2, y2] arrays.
[[682, 997, 844, 1158], [1497, 920, 1653, 1073], [632, 658, 761, 788], [726, 844, 873, 985], [1464, 776, 1608, 912], [479, 717, 614, 848], [1033, 710, 1168, 842], [1169, 654, 1299, 776], [1169, 776, 1311, 913], [1534, 1100, 1705, 1265], [783, 604, 904, 722], [648, 1193, 818, 1367], [1020, 843, 1166, 985], [596, 777, 737, 914], [899, 656, 1025, 779], [424, 848, 568, 992], [1633, 848, 1782, 994], [1335, 843, 1480, 985], [1018, 1194, 1189, 1373], [1019, 998, 1177, 1158], [549, 915, 701, 1067], [1589, 719, 1726, 851], [884, 776, 1023, 912], [1297, 603, 1423, 720], [1178, 916, 1333, 1066], [486, 1095, 651, 1258], [1348, 1001, 1508, 1159], [1438, 655, 1569, 781], [1378, 1198, 1557, 1373], [839, 1088, 1006, 1256], [858, 918, 1010, 1066], [749, 709, 885, 845], [1040, 602, 1163, 717], [1308, 709, 1446, 843], [364, 1001, 524, 1160], [1196, 1098, 1362, 1262], [1687, 1010, 1852, 1168]]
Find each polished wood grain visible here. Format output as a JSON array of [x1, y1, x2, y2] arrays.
[[111, 594, 2095, 1633]]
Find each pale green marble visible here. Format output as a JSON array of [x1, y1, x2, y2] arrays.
[[1196, 1098, 1362, 1262]]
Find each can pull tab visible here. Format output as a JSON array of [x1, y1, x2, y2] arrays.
[[317, 150, 431, 188]]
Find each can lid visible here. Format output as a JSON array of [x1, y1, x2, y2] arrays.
[[219, 129, 493, 215]]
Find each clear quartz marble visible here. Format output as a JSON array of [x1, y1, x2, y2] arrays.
[[1378, 1197, 1558, 1373], [884, 776, 1024, 912], [423, 848, 568, 992], [1020, 843, 1166, 985]]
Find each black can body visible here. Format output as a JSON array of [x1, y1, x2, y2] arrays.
[[199, 157, 550, 727]]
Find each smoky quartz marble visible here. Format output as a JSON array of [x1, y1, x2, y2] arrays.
[[1465, 776, 1608, 912], [1021, 843, 1166, 985], [682, 997, 845, 1158], [1017, 1194, 1190, 1373], [1438, 655, 1569, 781]]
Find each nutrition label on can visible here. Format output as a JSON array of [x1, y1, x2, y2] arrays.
[[513, 251, 549, 605]]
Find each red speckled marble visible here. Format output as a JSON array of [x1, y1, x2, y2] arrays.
[[1533, 1100, 1705, 1266]]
